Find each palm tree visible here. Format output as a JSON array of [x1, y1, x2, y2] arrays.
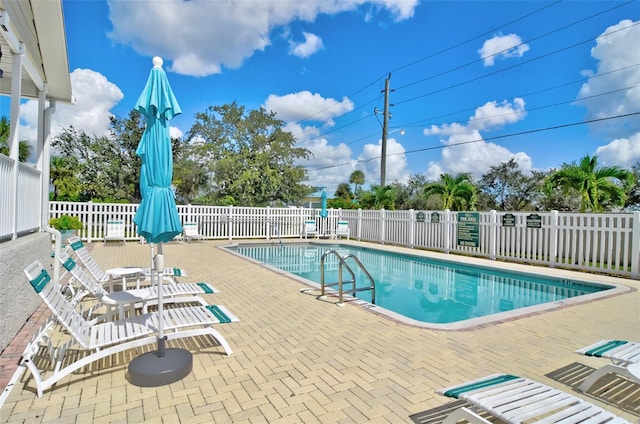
[[0, 116, 32, 162], [361, 185, 395, 209], [349, 170, 365, 199], [423, 173, 476, 211], [545, 154, 634, 212]]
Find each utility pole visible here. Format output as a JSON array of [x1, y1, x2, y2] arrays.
[[380, 73, 391, 188]]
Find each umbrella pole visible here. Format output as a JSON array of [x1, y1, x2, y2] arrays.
[[155, 250, 166, 358]]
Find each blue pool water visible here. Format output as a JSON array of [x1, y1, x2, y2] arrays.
[[227, 243, 614, 325]]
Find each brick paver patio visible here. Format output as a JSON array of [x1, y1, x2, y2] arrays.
[[1, 240, 638, 423]]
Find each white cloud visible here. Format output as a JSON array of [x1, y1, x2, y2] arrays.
[[286, 121, 356, 194], [290, 32, 324, 58], [106, 0, 418, 77], [264, 91, 354, 124], [468, 98, 526, 130], [576, 19, 640, 139], [359, 136, 411, 186], [478, 33, 530, 66], [19, 69, 124, 151], [169, 126, 184, 140], [423, 98, 532, 180], [596, 133, 640, 168]]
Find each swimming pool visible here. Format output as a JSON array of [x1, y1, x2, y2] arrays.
[[225, 242, 624, 329]]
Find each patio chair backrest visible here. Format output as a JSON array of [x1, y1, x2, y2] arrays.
[[58, 251, 108, 300], [106, 220, 124, 237], [68, 236, 109, 282], [24, 261, 92, 348], [183, 222, 200, 236]]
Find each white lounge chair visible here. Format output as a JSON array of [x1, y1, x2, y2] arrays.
[[335, 220, 350, 239], [23, 260, 238, 397], [57, 251, 215, 320], [576, 339, 640, 392], [183, 222, 205, 242], [67, 236, 186, 289], [304, 219, 318, 238], [438, 373, 630, 424], [103, 219, 126, 245]]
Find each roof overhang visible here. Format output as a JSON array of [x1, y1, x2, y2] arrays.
[[0, 0, 73, 103]]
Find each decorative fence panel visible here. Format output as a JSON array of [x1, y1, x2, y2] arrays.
[[49, 201, 640, 279]]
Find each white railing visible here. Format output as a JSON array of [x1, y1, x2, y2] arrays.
[[0, 154, 42, 241], [49, 201, 640, 279]]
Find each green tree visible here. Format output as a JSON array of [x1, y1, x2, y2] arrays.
[[360, 185, 396, 209], [52, 112, 154, 202], [50, 155, 81, 201], [349, 170, 365, 199], [391, 174, 430, 210], [0, 116, 32, 162], [624, 161, 640, 210], [477, 159, 544, 211], [173, 152, 210, 204], [545, 154, 633, 212], [334, 183, 352, 200], [423, 173, 476, 211], [187, 102, 311, 206]]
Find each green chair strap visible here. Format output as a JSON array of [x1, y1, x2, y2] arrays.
[[61, 257, 76, 271], [585, 340, 628, 357], [30, 269, 51, 293], [70, 240, 84, 251], [206, 305, 231, 323], [197, 282, 214, 294], [444, 374, 519, 398]]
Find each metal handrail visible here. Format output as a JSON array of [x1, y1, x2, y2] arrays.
[[320, 249, 375, 305]]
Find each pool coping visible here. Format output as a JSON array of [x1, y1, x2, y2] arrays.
[[220, 239, 635, 331]]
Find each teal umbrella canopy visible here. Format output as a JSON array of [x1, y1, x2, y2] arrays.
[[133, 57, 182, 243], [320, 189, 328, 218]]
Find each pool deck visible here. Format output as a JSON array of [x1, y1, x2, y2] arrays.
[[1, 239, 639, 423]]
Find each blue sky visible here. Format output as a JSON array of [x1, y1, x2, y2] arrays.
[[10, 0, 640, 195]]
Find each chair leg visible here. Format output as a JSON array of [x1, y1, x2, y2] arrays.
[[443, 407, 492, 424], [578, 363, 632, 392]]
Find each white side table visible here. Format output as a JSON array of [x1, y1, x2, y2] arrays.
[[105, 267, 145, 291]]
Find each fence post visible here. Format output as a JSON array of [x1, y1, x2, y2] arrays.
[[631, 211, 640, 279], [357, 209, 362, 241], [444, 209, 451, 254], [86, 200, 94, 243], [409, 209, 415, 248], [380, 209, 385, 244], [266, 206, 271, 240], [549, 210, 558, 268], [489, 210, 496, 260], [228, 205, 234, 241]]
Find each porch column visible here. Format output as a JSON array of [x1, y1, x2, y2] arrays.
[[9, 44, 23, 239]]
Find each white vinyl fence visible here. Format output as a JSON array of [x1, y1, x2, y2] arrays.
[[0, 155, 42, 241], [50, 201, 640, 279]]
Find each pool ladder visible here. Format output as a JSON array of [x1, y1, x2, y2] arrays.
[[320, 250, 375, 305]]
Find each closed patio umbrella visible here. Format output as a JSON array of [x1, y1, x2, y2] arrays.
[[319, 188, 328, 218], [128, 56, 188, 387]]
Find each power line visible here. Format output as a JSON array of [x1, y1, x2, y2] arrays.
[[394, 21, 640, 106], [322, 65, 640, 150], [302, 4, 638, 144], [307, 111, 640, 171], [394, 0, 635, 92], [290, 0, 571, 129]]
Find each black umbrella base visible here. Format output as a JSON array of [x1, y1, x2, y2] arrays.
[[127, 348, 193, 387]]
